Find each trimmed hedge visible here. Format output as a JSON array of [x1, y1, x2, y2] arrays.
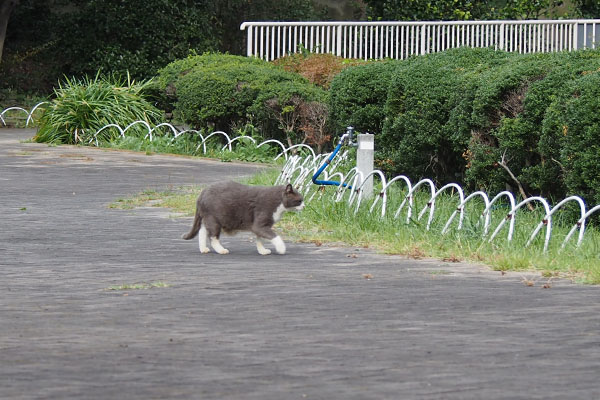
[[326, 47, 600, 205], [152, 53, 266, 113], [466, 50, 600, 202], [380, 47, 510, 183], [155, 53, 327, 143], [328, 60, 401, 136], [542, 65, 600, 204]]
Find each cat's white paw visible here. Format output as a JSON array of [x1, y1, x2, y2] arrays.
[[256, 238, 272, 255], [271, 236, 286, 255], [258, 248, 272, 255], [216, 248, 230, 255], [200, 247, 211, 254]]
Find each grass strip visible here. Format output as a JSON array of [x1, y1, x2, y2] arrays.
[[112, 169, 600, 284]]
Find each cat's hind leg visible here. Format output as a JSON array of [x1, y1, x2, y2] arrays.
[[255, 236, 271, 255], [198, 224, 210, 253], [203, 216, 229, 255], [210, 236, 229, 255]]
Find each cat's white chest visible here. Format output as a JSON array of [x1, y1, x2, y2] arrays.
[[272, 203, 287, 223]]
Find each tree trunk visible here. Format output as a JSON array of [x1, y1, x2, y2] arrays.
[[0, 0, 19, 64]]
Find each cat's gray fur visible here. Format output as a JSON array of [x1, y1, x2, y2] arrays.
[[182, 181, 304, 255]]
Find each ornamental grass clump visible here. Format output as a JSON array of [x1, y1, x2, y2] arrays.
[[35, 73, 162, 145]]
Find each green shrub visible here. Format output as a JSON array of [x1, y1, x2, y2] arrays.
[[157, 53, 328, 144], [466, 50, 600, 198], [380, 47, 509, 183], [56, 0, 219, 80], [542, 69, 600, 205], [153, 53, 266, 113], [1, 0, 322, 94], [465, 52, 558, 194], [345, 46, 600, 204], [250, 79, 327, 146], [328, 60, 401, 136], [34, 73, 162, 144]]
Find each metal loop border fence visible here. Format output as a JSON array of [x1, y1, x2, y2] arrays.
[[0, 104, 313, 162], [0, 102, 48, 128], [276, 151, 600, 253], [3, 103, 599, 253]]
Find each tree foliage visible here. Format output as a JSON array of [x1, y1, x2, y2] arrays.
[[0, 0, 322, 93], [0, 0, 19, 63], [365, 0, 569, 20], [571, 0, 600, 18], [57, 0, 218, 79]]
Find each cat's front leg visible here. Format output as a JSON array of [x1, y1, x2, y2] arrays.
[[255, 237, 272, 255], [253, 224, 286, 255], [271, 236, 286, 255]]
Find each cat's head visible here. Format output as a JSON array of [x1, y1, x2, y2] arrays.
[[283, 184, 305, 211]]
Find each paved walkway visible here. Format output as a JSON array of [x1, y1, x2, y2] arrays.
[[1, 129, 599, 400]]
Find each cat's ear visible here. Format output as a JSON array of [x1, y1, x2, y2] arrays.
[[285, 184, 294, 194]]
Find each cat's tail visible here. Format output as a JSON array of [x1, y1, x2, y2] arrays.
[[181, 200, 202, 240]]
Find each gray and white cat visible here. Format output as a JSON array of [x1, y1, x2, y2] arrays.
[[182, 181, 305, 255]]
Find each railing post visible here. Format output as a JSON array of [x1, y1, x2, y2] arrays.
[[357, 132, 374, 199], [247, 25, 253, 57], [420, 23, 426, 55], [336, 24, 342, 56]]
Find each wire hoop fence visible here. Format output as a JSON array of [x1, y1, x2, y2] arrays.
[[0, 104, 313, 161], [0, 102, 48, 128], [3, 104, 600, 252], [277, 150, 600, 253]]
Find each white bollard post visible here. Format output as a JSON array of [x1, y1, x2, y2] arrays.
[[357, 133, 374, 199]]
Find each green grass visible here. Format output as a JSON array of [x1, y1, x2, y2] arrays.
[[111, 169, 600, 284], [104, 134, 282, 164]]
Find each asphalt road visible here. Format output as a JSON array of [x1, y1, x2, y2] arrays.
[[1, 129, 599, 400]]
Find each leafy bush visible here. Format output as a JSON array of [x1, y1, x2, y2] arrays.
[[157, 53, 328, 145], [328, 60, 401, 136], [542, 69, 600, 204], [152, 53, 266, 113], [153, 53, 267, 119], [465, 52, 559, 195], [1, 0, 323, 95], [466, 50, 600, 199], [34, 73, 162, 144], [365, 0, 570, 20], [351, 46, 600, 204], [250, 79, 327, 146], [380, 47, 510, 183]]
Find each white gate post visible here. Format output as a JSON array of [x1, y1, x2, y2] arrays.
[[357, 133, 374, 199]]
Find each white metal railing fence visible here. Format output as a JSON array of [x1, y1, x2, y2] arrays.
[[240, 20, 600, 61]]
